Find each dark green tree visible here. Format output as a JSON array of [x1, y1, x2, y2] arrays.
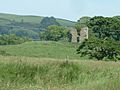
[[89, 16, 120, 41], [0, 34, 29, 45], [40, 17, 60, 29], [39, 25, 69, 41], [77, 38, 120, 61]]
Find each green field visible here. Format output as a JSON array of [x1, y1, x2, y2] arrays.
[[0, 41, 120, 90], [0, 41, 85, 60], [0, 56, 120, 90]]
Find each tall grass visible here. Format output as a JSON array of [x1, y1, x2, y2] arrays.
[[0, 56, 120, 90]]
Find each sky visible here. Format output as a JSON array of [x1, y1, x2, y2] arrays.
[[0, 0, 120, 21]]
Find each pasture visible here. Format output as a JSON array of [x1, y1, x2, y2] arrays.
[[0, 56, 120, 90], [0, 41, 120, 90]]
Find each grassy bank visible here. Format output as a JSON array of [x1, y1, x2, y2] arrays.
[[0, 41, 85, 60], [0, 56, 120, 90]]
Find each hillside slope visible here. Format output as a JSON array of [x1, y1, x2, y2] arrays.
[[0, 41, 82, 59], [0, 13, 76, 40], [0, 13, 76, 26]]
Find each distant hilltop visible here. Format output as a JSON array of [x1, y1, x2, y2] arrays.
[[0, 13, 76, 40], [0, 13, 76, 27]]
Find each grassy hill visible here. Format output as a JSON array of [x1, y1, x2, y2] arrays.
[[0, 41, 83, 60], [0, 13, 76, 26]]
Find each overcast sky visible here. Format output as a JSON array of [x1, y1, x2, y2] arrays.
[[0, 0, 120, 21]]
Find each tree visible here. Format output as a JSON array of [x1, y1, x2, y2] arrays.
[[75, 16, 91, 36], [10, 29, 40, 40], [77, 38, 120, 61], [89, 16, 120, 41], [0, 26, 9, 34], [0, 34, 29, 45], [77, 16, 91, 25], [40, 17, 60, 29], [75, 16, 90, 29], [39, 25, 69, 41]]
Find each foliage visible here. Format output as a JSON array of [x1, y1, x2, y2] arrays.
[[0, 26, 10, 34], [0, 13, 75, 40], [0, 34, 29, 45], [77, 38, 120, 61], [40, 25, 69, 41], [77, 16, 91, 24], [40, 17, 60, 28], [74, 16, 90, 37], [0, 50, 10, 56], [10, 29, 40, 40], [75, 16, 91, 31], [76, 16, 120, 61], [89, 16, 120, 41]]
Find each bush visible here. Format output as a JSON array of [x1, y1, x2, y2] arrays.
[[0, 50, 10, 56], [39, 25, 69, 41], [0, 34, 29, 45], [77, 39, 120, 61]]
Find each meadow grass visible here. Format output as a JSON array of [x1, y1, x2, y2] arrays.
[[0, 41, 120, 90], [0, 56, 120, 90], [0, 41, 86, 60]]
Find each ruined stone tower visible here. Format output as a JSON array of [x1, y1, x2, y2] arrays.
[[69, 27, 78, 42], [80, 27, 89, 43]]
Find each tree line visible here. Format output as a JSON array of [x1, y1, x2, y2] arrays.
[[0, 16, 71, 40], [76, 16, 120, 61]]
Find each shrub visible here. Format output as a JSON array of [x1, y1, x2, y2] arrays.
[[0, 34, 29, 45], [77, 39, 120, 61]]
